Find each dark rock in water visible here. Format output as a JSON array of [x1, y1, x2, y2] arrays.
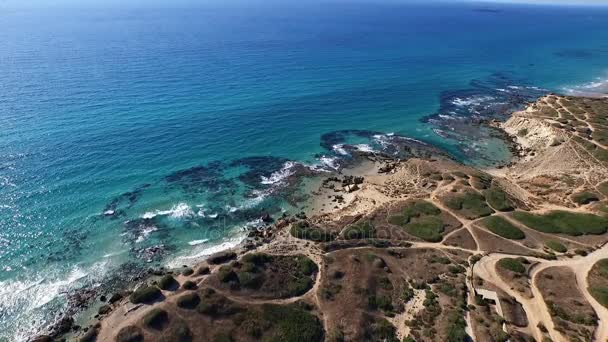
[[99, 295, 107, 302], [109, 293, 124, 304], [98, 305, 112, 315], [229, 156, 290, 186], [30, 335, 52, 342], [296, 212, 307, 219], [207, 251, 237, 265], [261, 213, 273, 223], [50, 316, 74, 337]]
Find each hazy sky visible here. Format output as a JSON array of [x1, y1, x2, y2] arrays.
[[1, 0, 607, 8]]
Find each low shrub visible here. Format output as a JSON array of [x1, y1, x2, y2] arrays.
[[176, 292, 200, 309], [158, 275, 178, 290], [129, 286, 161, 304], [497, 258, 525, 274], [142, 308, 169, 330], [480, 216, 525, 240], [512, 210, 608, 236], [545, 240, 567, 253]]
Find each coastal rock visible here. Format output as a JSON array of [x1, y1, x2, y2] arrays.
[[261, 213, 273, 223], [30, 336, 52, 342]]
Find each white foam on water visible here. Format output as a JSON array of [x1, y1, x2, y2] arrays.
[[167, 233, 247, 267], [141, 202, 194, 220], [354, 144, 374, 152], [451, 95, 495, 107], [135, 225, 158, 243], [332, 144, 350, 156], [188, 239, 209, 246], [260, 161, 297, 185], [0, 261, 109, 342], [563, 77, 608, 97]]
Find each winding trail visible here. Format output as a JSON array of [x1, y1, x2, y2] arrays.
[[473, 243, 608, 342]]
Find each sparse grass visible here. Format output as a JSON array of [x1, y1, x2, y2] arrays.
[[545, 240, 567, 253], [512, 210, 608, 236], [497, 258, 525, 274], [480, 216, 525, 240]]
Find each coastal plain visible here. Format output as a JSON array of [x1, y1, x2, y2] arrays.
[[52, 95, 608, 342]]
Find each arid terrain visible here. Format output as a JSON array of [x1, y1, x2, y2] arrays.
[[50, 95, 608, 342]]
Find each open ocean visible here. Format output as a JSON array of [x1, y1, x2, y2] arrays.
[[2, 1, 608, 339]]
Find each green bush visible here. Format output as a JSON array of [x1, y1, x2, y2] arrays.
[[158, 275, 178, 290], [297, 256, 318, 276], [545, 240, 567, 253], [512, 210, 608, 236], [343, 221, 375, 239], [241, 253, 272, 265], [480, 216, 525, 240], [217, 265, 238, 283], [497, 258, 525, 274], [176, 292, 200, 309], [129, 285, 161, 304], [181, 280, 197, 290], [142, 308, 169, 330]]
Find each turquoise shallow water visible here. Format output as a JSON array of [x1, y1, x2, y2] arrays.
[[2, 1, 608, 339]]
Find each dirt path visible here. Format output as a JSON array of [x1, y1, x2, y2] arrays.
[[474, 243, 608, 342]]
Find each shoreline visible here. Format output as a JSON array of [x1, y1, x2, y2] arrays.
[[37, 92, 608, 342]]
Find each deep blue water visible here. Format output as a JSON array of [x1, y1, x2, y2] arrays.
[[2, 1, 608, 339]]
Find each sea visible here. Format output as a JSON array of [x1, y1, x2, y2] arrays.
[[1, 1, 608, 339]]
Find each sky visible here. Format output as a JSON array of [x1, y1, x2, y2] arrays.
[[1, 0, 607, 8]]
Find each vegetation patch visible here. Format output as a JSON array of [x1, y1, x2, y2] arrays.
[[215, 253, 318, 298], [545, 240, 567, 253], [259, 304, 324, 342], [158, 275, 178, 290], [480, 216, 525, 240], [129, 285, 162, 304], [497, 258, 525, 274], [290, 221, 336, 242], [512, 210, 608, 236], [142, 308, 169, 330], [442, 190, 494, 219], [343, 220, 375, 240], [176, 292, 200, 309], [483, 185, 514, 212], [388, 200, 445, 242]]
